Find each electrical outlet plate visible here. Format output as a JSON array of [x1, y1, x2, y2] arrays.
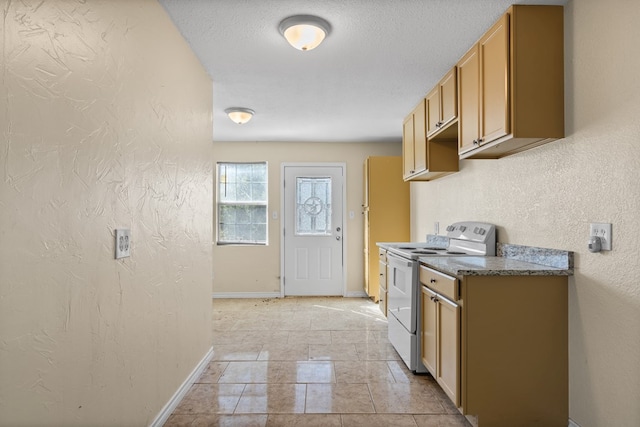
[[590, 223, 612, 251], [115, 229, 131, 259]]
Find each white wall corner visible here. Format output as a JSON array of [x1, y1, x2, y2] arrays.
[[149, 346, 214, 427]]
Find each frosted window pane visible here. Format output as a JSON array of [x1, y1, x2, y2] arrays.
[[236, 183, 252, 201], [252, 183, 266, 201], [218, 205, 267, 243], [218, 163, 267, 203], [295, 177, 332, 236]]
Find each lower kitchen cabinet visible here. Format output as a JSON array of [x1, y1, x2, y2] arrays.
[[420, 265, 568, 427], [421, 287, 437, 374], [421, 282, 460, 406], [436, 293, 460, 405], [378, 254, 388, 317]]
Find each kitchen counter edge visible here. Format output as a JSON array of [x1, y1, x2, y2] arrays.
[[419, 243, 574, 278]]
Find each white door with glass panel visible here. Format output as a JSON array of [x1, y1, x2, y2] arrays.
[[283, 164, 344, 296]]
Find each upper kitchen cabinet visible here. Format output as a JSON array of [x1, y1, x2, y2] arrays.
[[402, 97, 458, 182], [402, 99, 427, 179], [426, 67, 458, 141], [457, 5, 564, 159]]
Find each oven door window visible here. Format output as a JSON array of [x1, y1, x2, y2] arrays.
[[392, 266, 408, 294]]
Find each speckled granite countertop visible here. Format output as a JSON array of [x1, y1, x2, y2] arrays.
[[419, 242, 573, 278], [418, 255, 573, 278]]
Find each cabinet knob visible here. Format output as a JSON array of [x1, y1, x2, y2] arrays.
[[478, 138, 484, 143], [430, 278, 437, 283], [473, 139, 479, 145]]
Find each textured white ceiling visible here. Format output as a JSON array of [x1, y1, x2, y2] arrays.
[[159, 0, 567, 143]]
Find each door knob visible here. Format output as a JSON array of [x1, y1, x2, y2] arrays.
[[336, 236, 341, 241], [336, 227, 341, 232]]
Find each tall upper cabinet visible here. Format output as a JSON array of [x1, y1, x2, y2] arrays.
[[457, 5, 564, 159], [363, 157, 409, 302]]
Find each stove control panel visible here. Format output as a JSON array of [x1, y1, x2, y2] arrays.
[[446, 221, 496, 243]]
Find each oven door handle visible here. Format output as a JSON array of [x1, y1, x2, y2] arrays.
[[387, 252, 413, 268]]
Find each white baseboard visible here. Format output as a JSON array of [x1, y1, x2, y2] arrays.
[[345, 290, 369, 298], [212, 292, 281, 299], [568, 419, 582, 427], [149, 346, 214, 427]]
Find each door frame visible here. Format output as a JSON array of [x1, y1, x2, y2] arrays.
[[280, 162, 347, 298]]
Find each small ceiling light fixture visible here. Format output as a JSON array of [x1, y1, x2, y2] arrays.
[[278, 15, 331, 51], [225, 107, 255, 125]]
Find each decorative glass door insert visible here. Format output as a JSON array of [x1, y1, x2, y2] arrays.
[[295, 177, 332, 236]]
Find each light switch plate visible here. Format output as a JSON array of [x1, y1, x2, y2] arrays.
[[589, 223, 612, 251], [115, 229, 131, 259]]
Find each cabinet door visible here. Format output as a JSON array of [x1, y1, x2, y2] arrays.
[[437, 297, 460, 406], [413, 100, 427, 174], [402, 115, 415, 178], [421, 287, 437, 375], [425, 87, 440, 137], [479, 13, 510, 145], [457, 45, 480, 154], [439, 67, 457, 128], [363, 205, 369, 294], [378, 260, 387, 290], [378, 260, 388, 316]]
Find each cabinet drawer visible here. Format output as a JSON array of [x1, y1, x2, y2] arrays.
[[378, 260, 387, 289], [378, 248, 387, 263], [419, 265, 458, 301]]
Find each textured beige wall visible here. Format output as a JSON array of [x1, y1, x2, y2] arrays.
[[0, 1, 213, 425], [412, 0, 640, 426], [211, 141, 401, 296]]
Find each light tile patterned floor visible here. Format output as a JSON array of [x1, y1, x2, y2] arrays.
[[165, 297, 471, 427]]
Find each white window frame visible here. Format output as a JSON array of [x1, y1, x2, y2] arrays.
[[216, 161, 268, 245]]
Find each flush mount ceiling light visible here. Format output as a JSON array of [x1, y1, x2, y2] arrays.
[[278, 15, 331, 51], [224, 107, 255, 124]]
